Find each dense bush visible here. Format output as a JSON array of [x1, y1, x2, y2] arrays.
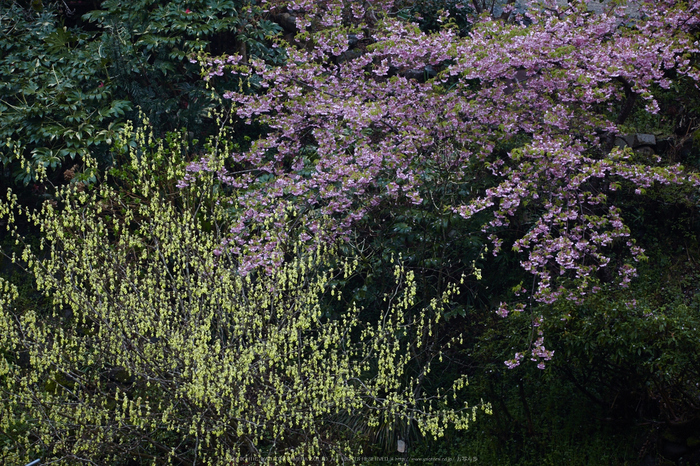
[[0, 124, 479, 464], [0, 0, 282, 187], [82, 0, 284, 136], [0, 1, 130, 184]]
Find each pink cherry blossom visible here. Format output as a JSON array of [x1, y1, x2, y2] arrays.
[[187, 0, 700, 366]]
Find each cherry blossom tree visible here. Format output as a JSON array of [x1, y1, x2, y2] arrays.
[[187, 0, 700, 367]]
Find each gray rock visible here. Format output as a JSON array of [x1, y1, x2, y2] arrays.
[[562, 1, 640, 17], [402, 65, 437, 82], [635, 133, 657, 147], [634, 146, 655, 157], [586, 1, 605, 13], [276, 13, 296, 33], [337, 49, 363, 64], [503, 69, 531, 95], [620, 133, 657, 148]]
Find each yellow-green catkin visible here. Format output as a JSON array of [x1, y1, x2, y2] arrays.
[[0, 122, 478, 465]]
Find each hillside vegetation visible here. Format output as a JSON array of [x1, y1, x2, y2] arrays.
[[1, 0, 700, 464]]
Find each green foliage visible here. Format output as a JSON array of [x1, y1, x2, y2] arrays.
[[0, 124, 478, 464], [82, 0, 283, 134], [0, 1, 129, 184], [395, 0, 475, 36], [619, 74, 700, 166], [422, 231, 700, 465], [547, 253, 700, 427], [0, 0, 282, 187]]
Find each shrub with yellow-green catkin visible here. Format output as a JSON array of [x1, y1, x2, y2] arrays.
[[0, 124, 482, 465]]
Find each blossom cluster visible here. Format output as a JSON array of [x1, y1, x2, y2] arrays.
[[187, 0, 700, 364]]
